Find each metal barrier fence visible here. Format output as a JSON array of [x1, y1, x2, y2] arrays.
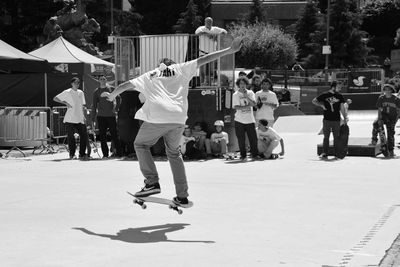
[[0, 107, 52, 156], [114, 34, 235, 88], [252, 68, 384, 93]]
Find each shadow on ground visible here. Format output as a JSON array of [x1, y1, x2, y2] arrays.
[[72, 223, 215, 244]]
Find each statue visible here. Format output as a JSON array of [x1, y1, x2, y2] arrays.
[[43, 0, 101, 55]]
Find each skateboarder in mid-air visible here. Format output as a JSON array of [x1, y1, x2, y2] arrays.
[[369, 83, 400, 158], [107, 37, 243, 207]]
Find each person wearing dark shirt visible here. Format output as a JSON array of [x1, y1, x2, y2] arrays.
[[370, 84, 400, 157], [277, 87, 291, 104], [91, 74, 121, 158], [312, 81, 348, 159]]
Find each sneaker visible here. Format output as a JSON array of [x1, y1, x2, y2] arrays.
[[389, 151, 396, 158], [134, 182, 161, 197], [369, 140, 377, 146], [79, 155, 89, 161], [172, 196, 192, 208], [320, 153, 328, 159], [69, 155, 77, 160]]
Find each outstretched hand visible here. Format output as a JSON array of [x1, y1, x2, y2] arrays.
[[106, 92, 116, 102], [231, 37, 244, 52]]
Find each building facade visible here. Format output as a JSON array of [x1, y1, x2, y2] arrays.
[[210, 0, 307, 29]]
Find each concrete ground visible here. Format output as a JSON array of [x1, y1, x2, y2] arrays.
[[1, 111, 400, 267]]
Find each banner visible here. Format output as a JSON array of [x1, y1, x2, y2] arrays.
[[348, 71, 372, 93]]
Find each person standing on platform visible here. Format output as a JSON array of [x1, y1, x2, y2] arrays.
[[312, 81, 348, 159]]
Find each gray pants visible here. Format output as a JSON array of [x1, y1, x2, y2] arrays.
[[134, 122, 188, 198]]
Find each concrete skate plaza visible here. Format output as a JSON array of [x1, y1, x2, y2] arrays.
[[1, 111, 399, 267]]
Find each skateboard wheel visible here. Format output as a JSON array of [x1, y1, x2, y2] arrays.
[[142, 204, 147, 209], [177, 209, 183, 215]]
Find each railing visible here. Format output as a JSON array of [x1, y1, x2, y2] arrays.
[[0, 107, 52, 156], [114, 34, 235, 88]]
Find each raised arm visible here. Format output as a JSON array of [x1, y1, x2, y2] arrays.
[[197, 37, 243, 67], [107, 81, 136, 101]]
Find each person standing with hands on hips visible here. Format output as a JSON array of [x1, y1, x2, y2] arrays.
[[312, 81, 348, 160], [106, 37, 244, 207], [53, 77, 89, 160]]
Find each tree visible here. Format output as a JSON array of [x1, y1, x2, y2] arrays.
[[294, 0, 322, 65], [246, 0, 267, 24], [229, 22, 298, 69], [0, 0, 61, 52], [134, 0, 188, 34], [361, 0, 400, 58], [173, 0, 202, 33], [328, 0, 371, 67]]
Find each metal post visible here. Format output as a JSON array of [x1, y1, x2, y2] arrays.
[[325, 0, 331, 82]]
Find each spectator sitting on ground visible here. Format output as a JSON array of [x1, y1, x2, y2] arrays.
[[257, 119, 285, 159], [205, 120, 229, 158], [179, 126, 204, 160], [192, 121, 208, 155]]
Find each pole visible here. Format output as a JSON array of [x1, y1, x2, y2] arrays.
[[111, 0, 114, 35], [325, 0, 331, 82]]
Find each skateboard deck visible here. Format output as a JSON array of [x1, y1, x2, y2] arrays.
[[378, 124, 389, 157], [336, 124, 349, 159], [127, 192, 193, 214]]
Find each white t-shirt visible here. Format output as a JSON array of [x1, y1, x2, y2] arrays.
[[55, 88, 86, 124], [232, 89, 256, 124], [257, 127, 281, 142], [210, 131, 229, 144], [179, 135, 195, 154], [255, 90, 279, 121], [130, 60, 198, 124], [195, 26, 227, 35]]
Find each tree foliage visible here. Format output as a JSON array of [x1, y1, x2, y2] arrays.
[[294, 0, 322, 65], [328, 0, 371, 67], [133, 0, 189, 34], [229, 22, 297, 69], [173, 0, 202, 33], [246, 0, 267, 24], [361, 0, 400, 57]]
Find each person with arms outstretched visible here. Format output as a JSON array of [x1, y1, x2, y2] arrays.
[[107, 37, 243, 207]]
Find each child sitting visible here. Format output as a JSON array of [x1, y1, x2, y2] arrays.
[[179, 126, 205, 160], [191, 121, 208, 153], [257, 119, 285, 159], [207, 120, 229, 158]]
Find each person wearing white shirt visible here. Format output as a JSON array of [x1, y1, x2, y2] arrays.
[[255, 78, 279, 127], [232, 76, 259, 160], [195, 17, 227, 35], [257, 119, 285, 159], [207, 120, 229, 157], [53, 77, 88, 160], [107, 37, 243, 207]]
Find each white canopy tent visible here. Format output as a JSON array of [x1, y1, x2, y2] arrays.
[[29, 37, 114, 106]]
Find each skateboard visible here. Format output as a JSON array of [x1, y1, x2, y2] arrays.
[[127, 192, 193, 214], [336, 124, 349, 159], [378, 123, 389, 157]]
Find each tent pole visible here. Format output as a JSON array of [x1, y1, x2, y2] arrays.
[[44, 73, 48, 107]]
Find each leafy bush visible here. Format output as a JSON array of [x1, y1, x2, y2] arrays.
[[229, 22, 298, 69]]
